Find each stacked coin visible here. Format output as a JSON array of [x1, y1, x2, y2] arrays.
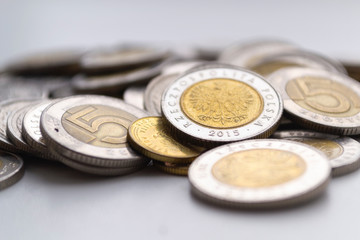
[[1, 39, 360, 210]]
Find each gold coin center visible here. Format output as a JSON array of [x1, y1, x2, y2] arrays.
[[212, 149, 306, 188], [180, 78, 264, 129], [286, 76, 360, 117], [291, 138, 343, 160], [62, 104, 137, 148], [129, 117, 199, 159]]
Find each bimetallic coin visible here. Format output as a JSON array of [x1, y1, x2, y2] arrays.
[[7, 102, 40, 155], [123, 85, 146, 110], [219, 39, 298, 67], [0, 151, 24, 190], [145, 61, 204, 115], [268, 67, 360, 135], [153, 160, 189, 176], [5, 49, 83, 76], [250, 51, 346, 77], [40, 95, 149, 168], [273, 130, 360, 177], [128, 117, 201, 163], [0, 99, 39, 152], [22, 100, 56, 160], [161, 63, 283, 147], [189, 139, 331, 208], [80, 44, 169, 74]]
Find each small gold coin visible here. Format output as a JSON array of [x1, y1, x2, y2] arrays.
[[153, 160, 189, 176], [212, 149, 306, 188], [180, 78, 264, 129], [128, 117, 201, 163]]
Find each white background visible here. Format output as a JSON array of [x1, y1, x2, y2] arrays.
[[1, 1, 360, 239]]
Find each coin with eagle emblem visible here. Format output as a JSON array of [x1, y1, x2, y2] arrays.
[[161, 63, 283, 147]]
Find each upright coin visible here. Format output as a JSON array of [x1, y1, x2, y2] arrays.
[[123, 85, 146, 110], [189, 139, 331, 208], [161, 63, 283, 147], [128, 117, 201, 163], [268, 67, 360, 135], [22, 100, 56, 160], [0, 99, 38, 152], [273, 130, 360, 177], [40, 95, 149, 168], [0, 151, 24, 190]]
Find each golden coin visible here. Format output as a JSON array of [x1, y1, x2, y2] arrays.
[[292, 138, 343, 160], [286, 76, 360, 118], [153, 160, 189, 176], [180, 78, 264, 129], [212, 149, 306, 188], [128, 117, 201, 163], [62, 104, 137, 148]]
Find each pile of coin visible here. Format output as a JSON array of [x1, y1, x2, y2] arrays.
[[1, 39, 360, 209]]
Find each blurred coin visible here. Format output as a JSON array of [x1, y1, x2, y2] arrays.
[[162, 63, 283, 147], [4, 49, 83, 76], [219, 39, 298, 67], [0, 99, 39, 152], [250, 51, 346, 77], [73, 57, 174, 94], [80, 44, 169, 74], [7, 102, 41, 155], [273, 130, 360, 176], [189, 139, 331, 208], [268, 67, 360, 135], [40, 95, 149, 168], [123, 85, 146, 110], [22, 100, 56, 160], [128, 117, 201, 163], [0, 151, 24, 190], [341, 60, 360, 81], [153, 160, 189, 176], [145, 61, 204, 115]]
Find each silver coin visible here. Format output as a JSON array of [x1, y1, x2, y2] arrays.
[[6, 101, 41, 155], [268, 67, 360, 135], [22, 100, 57, 160], [250, 51, 346, 77], [161, 63, 283, 146], [219, 39, 298, 67], [48, 145, 147, 176], [0, 151, 24, 190], [0, 99, 39, 152], [145, 61, 204, 115], [40, 95, 149, 168], [4, 49, 83, 75], [123, 85, 146, 110], [189, 139, 331, 208], [73, 57, 174, 94], [80, 44, 169, 74], [273, 130, 360, 177]]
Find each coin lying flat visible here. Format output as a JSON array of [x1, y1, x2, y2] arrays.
[[144, 61, 204, 115], [7, 102, 40, 155], [153, 160, 189, 176], [189, 139, 331, 208], [0, 99, 39, 152], [80, 45, 169, 74], [22, 100, 57, 160], [268, 67, 360, 135], [161, 63, 283, 147], [123, 85, 146, 110], [5, 49, 83, 76], [219, 39, 298, 67], [273, 130, 360, 176], [128, 117, 201, 163], [40, 95, 149, 168], [0, 151, 24, 190], [250, 51, 346, 77]]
